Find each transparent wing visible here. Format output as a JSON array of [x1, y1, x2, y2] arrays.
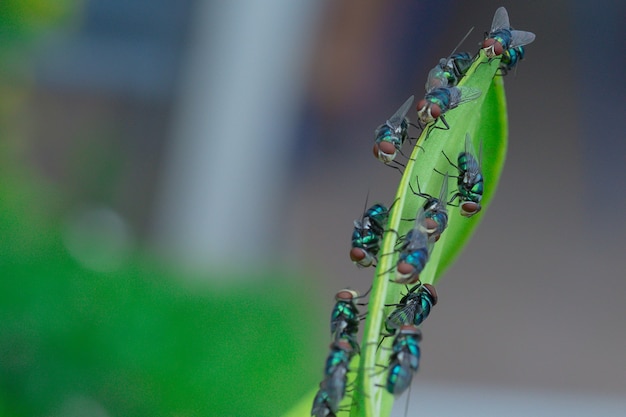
[[322, 368, 347, 412], [387, 95, 415, 128], [490, 6, 510, 32], [425, 66, 448, 91], [464, 133, 481, 174], [353, 192, 371, 233], [311, 389, 330, 416], [438, 172, 450, 204], [510, 30, 536, 48], [406, 208, 429, 250], [447, 87, 463, 107], [386, 301, 418, 330], [453, 86, 482, 107], [464, 132, 477, 156]]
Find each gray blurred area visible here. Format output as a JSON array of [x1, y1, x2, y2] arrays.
[[17, 0, 626, 413], [283, 0, 626, 409]]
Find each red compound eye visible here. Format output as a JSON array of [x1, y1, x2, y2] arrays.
[[424, 218, 438, 234], [460, 202, 481, 217], [422, 284, 438, 305], [335, 289, 358, 301], [482, 38, 496, 49], [416, 99, 427, 111], [493, 41, 504, 56], [430, 104, 441, 119], [396, 262, 414, 276], [349, 247, 366, 262], [378, 141, 396, 157], [396, 262, 419, 283], [372, 143, 380, 159]]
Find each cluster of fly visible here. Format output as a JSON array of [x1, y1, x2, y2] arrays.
[[311, 289, 364, 417], [312, 7, 534, 416], [373, 6, 535, 167]]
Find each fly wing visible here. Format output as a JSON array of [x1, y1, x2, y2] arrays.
[[464, 132, 477, 155], [464, 133, 481, 174], [386, 302, 418, 331], [387, 95, 415, 128], [322, 368, 347, 413], [311, 388, 331, 417], [406, 208, 429, 251], [450, 86, 482, 107], [490, 6, 510, 32], [509, 30, 536, 48], [425, 66, 448, 92], [438, 172, 450, 205]]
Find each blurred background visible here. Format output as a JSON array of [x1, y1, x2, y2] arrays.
[[1, 0, 625, 416]]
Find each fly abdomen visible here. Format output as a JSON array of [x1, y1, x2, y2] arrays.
[[500, 46, 525, 72], [386, 325, 422, 395], [396, 247, 429, 284]]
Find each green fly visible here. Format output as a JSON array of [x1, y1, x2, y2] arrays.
[[426, 27, 475, 88], [499, 45, 525, 75], [350, 203, 389, 267], [330, 289, 364, 352], [482, 6, 535, 58], [311, 339, 354, 416], [372, 95, 414, 163], [408, 174, 450, 242], [443, 133, 484, 217], [394, 208, 433, 284], [416, 85, 481, 131], [385, 283, 438, 333], [386, 325, 422, 395]]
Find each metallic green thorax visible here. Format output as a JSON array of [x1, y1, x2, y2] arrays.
[[374, 120, 409, 150], [330, 300, 359, 337], [458, 152, 483, 203], [365, 204, 389, 230], [351, 203, 389, 266], [412, 288, 435, 326], [424, 88, 453, 111], [490, 28, 513, 50], [440, 52, 474, 86], [351, 226, 380, 252], [352, 204, 388, 250]]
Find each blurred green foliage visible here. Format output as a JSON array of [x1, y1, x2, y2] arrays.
[[0, 2, 323, 415], [0, 227, 321, 416], [0, 0, 77, 41]]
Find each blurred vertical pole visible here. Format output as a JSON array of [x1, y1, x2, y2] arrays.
[[153, 0, 322, 275], [572, 1, 626, 240]]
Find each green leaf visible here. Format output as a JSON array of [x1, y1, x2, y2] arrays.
[[283, 51, 508, 417], [351, 51, 508, 417]]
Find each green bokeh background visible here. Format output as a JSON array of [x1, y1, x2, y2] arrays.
[[0, 3, 322, 415], [0, 231, 320, 416]]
